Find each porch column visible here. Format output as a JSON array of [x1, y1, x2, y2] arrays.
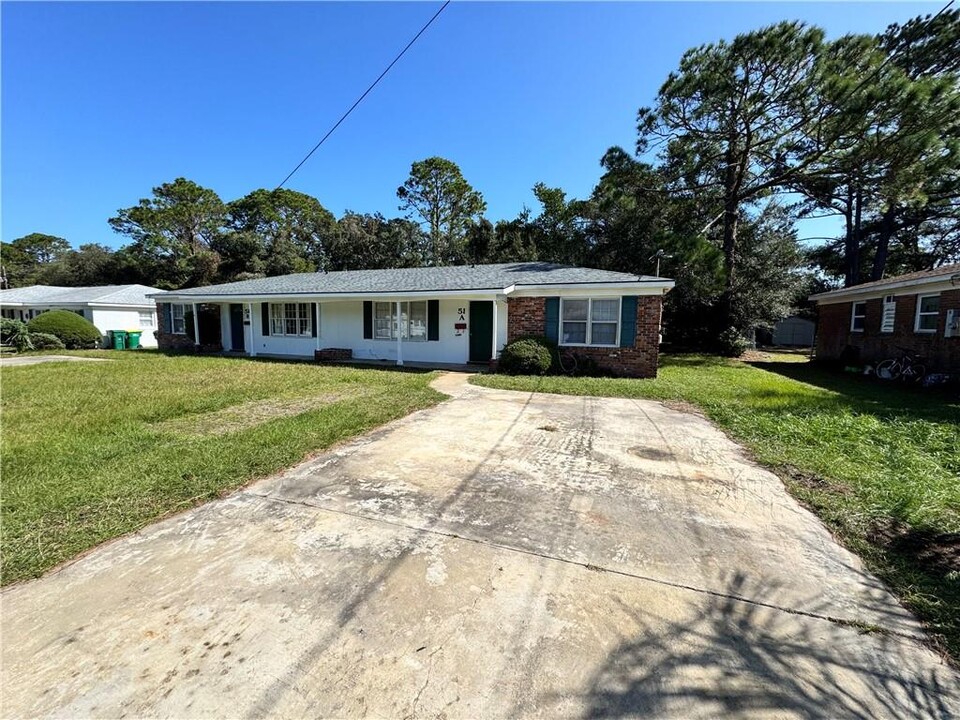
[[192, 303, 200, 346], [491, 299, 499, 360], [395, 300, 403, 366], [247, 302, 256, 357]]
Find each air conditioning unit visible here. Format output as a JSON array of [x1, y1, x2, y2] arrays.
[[946, 309, 960, 338]]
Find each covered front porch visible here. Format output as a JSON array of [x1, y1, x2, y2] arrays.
[[159, 295, 508, 367]]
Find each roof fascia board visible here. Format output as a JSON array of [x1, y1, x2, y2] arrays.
[[152, 288, 506, 303], [810, 277, 956, 304], [508, 282, 675, 297], [807, 275, 955, 303]]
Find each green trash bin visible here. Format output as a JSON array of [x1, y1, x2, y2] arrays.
[[126, 330, 142, 349], [110, 330, 127, 350]]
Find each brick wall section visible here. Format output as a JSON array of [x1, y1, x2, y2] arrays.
[[506, 295, 662, 378], [155, 302, 223, 352], [314, 348, 353, 362], [816, 289, 960, 371]]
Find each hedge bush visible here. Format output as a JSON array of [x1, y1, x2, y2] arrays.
[[498, 336, 556, 375], [30, 332, 66, 350], [27, 310, 102, 350], [0, 318, 33, 352], [716, 327, 751, 357]]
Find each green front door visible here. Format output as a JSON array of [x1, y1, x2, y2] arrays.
[[469, 301, 493, 363]]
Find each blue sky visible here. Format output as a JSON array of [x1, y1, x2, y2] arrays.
[[1, 1, 941, 251]]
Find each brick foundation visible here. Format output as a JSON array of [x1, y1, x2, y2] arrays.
[[314, 348, 353, 362], [506, 295, 663, 378], [815, 289, 960, 371]]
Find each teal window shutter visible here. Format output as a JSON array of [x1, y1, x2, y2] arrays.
[[427, 300, 439, 341], [312, 303, 319, 338], [545, 297, 560, 343], [261, 303, 270, 336], [363, 301, 373, 339], [161, 303, 172, 333], [620, 296, 638, 347]]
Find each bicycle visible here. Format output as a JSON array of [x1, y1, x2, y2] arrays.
[[875, 347, 926, 383]]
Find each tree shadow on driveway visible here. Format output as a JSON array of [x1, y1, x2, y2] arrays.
[[577, 571, 957, 719]]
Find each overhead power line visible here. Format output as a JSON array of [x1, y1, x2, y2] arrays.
[[276, 0, 452, 189]]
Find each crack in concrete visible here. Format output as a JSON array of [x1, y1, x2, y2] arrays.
[[244, 489, 930, 648]]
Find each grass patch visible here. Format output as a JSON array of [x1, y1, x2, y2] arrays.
[[472, 354, 960, 661], [1, 352, 444, 584]]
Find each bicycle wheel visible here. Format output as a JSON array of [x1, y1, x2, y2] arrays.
[[875, 359, 901, 380]]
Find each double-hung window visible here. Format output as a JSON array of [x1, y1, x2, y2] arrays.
[[914, 294, 940, 333], [270, 303, 312, 337], [850, 301, 866, 332], [171, 303, 186, 334], [373, 301, 428, 341], [561, 298, 620, 347], [139, 311, 154, 329]]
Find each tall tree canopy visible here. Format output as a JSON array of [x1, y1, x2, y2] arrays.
[[638, 22, 831, 330], [109, 178, 226, 288], [397, 157, 486, 265], [223, 188, 338, 275]]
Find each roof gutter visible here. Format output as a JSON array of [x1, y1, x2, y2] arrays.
[[809, 274, 958, 303]]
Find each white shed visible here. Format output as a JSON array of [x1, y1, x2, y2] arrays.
[[772, 316, 815, 346]]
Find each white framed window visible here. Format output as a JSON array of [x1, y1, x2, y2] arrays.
[[270, 302, 312, 337], [914, 294, 940, 333], [880, 295, 896, 333], [850, 301, 866, 332], [171, 303, 186, 334], [373, 301, 428, 341], [139, 311, 154, 329], [560, 297, 620, 347]]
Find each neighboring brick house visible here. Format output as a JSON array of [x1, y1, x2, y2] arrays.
[[150, 263, 675, 377], [810, 264, 960, 372]]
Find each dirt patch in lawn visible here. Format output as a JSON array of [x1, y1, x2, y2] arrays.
[[780, 464, 855, 496], [154, 394, 349, 437], [869, 520, 960, 578]]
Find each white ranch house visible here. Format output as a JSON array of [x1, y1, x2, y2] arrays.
[[0, 284, 165, 347], [153, 263, 674, 377]]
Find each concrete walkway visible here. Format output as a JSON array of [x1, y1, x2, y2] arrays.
[[2, 374, 957, 718]]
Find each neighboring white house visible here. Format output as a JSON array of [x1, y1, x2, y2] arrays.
[[0, 284, 165, 347]]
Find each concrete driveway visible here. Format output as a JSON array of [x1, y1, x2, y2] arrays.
[[2, 374, 957, 718]]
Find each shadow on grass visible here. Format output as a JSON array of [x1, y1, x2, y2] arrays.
[[747, 360, 960, 424]]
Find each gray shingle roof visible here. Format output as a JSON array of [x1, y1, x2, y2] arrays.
[[0, 284, 165, 307], [161, 263, 671, 298]]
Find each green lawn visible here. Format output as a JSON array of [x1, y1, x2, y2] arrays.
[[1, 353, 444, 584], [472, 355, 960, 661]]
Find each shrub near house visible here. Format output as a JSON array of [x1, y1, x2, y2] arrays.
[[27, 310, 102, 350]]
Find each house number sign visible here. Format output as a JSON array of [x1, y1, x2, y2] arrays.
[[455, 307, 467, 336]]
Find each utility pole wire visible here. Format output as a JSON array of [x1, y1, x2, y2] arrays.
[[276, 1, 452, 189]]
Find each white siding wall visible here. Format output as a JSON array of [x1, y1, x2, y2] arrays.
[[89, 307, 159, 347], [248, 298, 489, 363], [220, 305, 234, 351]]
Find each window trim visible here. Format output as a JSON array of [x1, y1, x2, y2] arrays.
[[914, 293, 940, 334], [559, 297, 621, 347], [171, 303, 187, 335], [373, 300, 429, 342], [850, 301, 866, 333], [269, 302, 312, 338], [138, 311, 154, 329]]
